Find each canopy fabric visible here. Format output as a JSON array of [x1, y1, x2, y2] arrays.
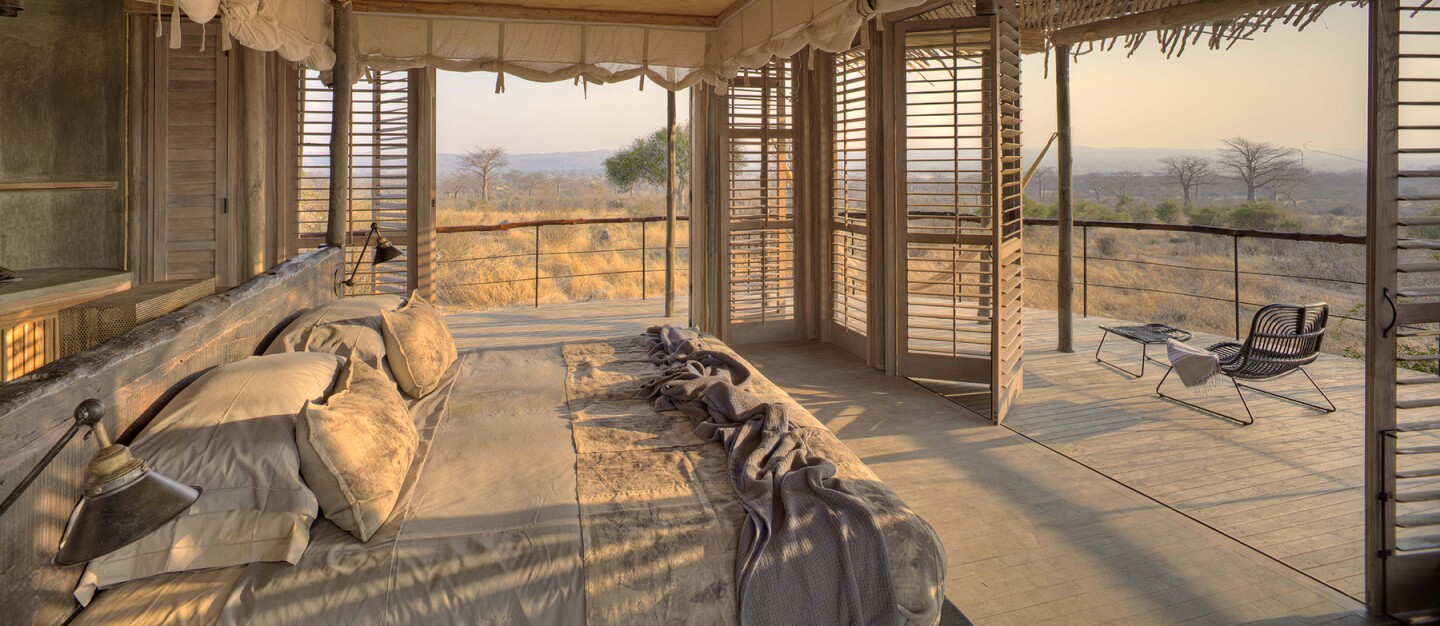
[[352, 0, 927, 90], [169, 0, 335, 70]]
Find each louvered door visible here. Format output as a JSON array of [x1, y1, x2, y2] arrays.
[[890, 10, 1023, 423], [293, 69, 418, 296], [721, 61, 799, 343], [150, 20, 233, 287], [1367, 0, 1440, 617], [829, 46, 873, 359]]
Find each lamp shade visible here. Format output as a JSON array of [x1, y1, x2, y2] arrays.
[[372, 235, 404, 265], [52, 400, 199, 566]]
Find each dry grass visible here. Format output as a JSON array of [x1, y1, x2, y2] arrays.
[[434, 188, 690, 311], [1023, 224, 1369, 357]]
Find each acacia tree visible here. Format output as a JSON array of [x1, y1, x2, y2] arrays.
[[603, 123, 692, 195], [1217, 137, 1301, 202], [460, 146, 509, 201], [1158, 155, 1214, 207]]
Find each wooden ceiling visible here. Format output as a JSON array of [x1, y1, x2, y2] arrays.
[[351, 0, 750, 28]]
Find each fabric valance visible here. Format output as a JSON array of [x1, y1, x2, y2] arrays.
[[352, 0, 927, 90]]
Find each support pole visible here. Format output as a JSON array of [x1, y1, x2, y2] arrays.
[[1056, 44, 1075, 353], [326, 1, 354, 248], [665, 90, 678, 318], [241, 48, 268, 279]]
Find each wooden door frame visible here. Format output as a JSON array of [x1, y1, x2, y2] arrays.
[[884, 14, 999, 384]]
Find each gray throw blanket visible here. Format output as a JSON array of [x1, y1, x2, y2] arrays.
[[641, 326, 900, 626]]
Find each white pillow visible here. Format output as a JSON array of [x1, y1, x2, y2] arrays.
[[264, 295, 405, 370], [74, 352, 344, 605]]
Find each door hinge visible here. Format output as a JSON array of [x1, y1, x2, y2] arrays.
[[1379, 491, 1393, 502], [222, 198, 229, 214], [1378, 548, 1394, 559]]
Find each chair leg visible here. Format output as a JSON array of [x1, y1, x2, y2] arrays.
[[1155, 367, 1255, 426], [1232, 367, 1337, 414]]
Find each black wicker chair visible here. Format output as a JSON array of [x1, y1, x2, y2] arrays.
[[1155, 303, 1336, 425]]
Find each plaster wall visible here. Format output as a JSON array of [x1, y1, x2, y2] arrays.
[[0, 0, 126, 270]]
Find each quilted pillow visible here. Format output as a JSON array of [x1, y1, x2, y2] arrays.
[[74, 352, 344, 605], [380, 292, 457, 398], [264, 294, 406, 370], [296, 358, 417, 542]]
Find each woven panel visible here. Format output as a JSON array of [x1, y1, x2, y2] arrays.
[[58, 279, 215, 358]]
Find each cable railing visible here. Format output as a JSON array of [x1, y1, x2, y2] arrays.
[[1021, 218, 1369, 340], [435, 215, 691, 310]]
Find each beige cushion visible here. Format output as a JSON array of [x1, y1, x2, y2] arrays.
[[296, 358, 417, 542], [265, 295, 406, 370], [74, 352, 345, 606], [381, 292, 457, 398]]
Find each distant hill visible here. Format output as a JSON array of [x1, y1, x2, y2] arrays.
[[438, 149, 614, 177], [435, 145, 1368, 180], [1021, 145, 1367, 174]]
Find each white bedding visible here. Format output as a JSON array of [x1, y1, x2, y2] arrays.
[[74, 348, 585, 626]]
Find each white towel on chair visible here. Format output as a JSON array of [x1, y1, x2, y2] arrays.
[[1167, 339, 1221, 388]]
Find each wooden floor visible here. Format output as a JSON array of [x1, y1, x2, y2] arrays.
[[446, 300, 1377, 625], [926, 309, 1371, 601]]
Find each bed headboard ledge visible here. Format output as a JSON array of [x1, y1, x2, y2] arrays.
[[0, 247, 342, 626]]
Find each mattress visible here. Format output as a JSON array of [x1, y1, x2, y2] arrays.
[[74, 337, 945, 625], [74, 348, 585, 625]]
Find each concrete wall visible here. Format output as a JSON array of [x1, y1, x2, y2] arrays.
[[0, 0, 126, 270]]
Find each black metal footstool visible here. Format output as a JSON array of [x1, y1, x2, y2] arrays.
[[1095, 323, 1193, 378]]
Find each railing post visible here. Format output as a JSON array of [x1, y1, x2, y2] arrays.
[[534, 225, 541, 308], [641, 221, 648, 300], [1082, 225, 1089, 317], [1233, 234, 1241, 339]]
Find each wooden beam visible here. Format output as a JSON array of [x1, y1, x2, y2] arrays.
[[1056, 44, 1074, 353], [241, 48, 268, 279], [352, 1, 717, 28], [665, 90, 678, 318], [1049, 0, 1305, 46], [0, 181, 120, 191], [328, 1, 354, 249]]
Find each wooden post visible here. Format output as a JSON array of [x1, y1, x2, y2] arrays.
[[241, 48, 268, 279], [1055, 44, 1075, 353], [1364, 0, 1399, 613], [327, 1, 354, 249], [666, 90, 678, 318]]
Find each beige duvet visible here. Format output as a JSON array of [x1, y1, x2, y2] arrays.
[[75, 337, 944, 626]]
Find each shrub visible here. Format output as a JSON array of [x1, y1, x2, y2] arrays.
[[1226, 201, 1301, 231], [1154, 200, 1181, 224], [1185, 205, 1229, 227]]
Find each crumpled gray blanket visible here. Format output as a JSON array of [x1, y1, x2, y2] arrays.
[[640, 325, 901, 626]]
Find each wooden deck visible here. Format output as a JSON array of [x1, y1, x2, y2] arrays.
[[446, 300, 1377, 625]]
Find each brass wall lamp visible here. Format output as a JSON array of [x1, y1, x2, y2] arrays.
[[0, 400, 200, 565]]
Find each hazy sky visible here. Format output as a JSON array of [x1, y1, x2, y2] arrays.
[[436, 74, 690, 154], [435, 4, 1366, 156]]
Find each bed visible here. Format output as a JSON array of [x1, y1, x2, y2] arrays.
[[69, 337, 945, 625], [2, 252, 945, 625]]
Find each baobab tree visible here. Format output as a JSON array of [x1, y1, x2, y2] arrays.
[[1158, 155, 1214, 207], [1108, 170, 1141, 203], [1029, 166, 1054, 201], [460, 146, 509, 202], [1217, 137, 1301, 202]]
